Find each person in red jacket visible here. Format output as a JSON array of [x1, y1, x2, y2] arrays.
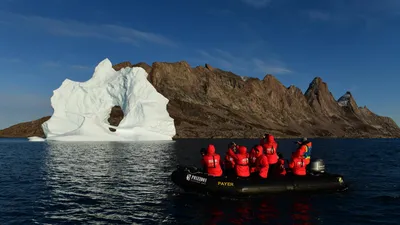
[[249, 145, 258, 174], [263, 134, 278, 164], [224, 142, 237, 176], [201, 144, 223, 177], [275, 152, 286, 176], [294, 137, 312, 165], [262, 134, 278, 176], [234, 146, 250, 178], [288, 154, 309, 176], [254, 145, 269, 178]]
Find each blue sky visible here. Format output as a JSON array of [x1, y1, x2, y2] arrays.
[[0, 0, 400, 129]]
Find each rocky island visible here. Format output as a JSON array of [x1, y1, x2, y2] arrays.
[[1, 61, 399, 139]]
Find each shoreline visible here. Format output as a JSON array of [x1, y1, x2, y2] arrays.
[[1, 136, 399, 140]]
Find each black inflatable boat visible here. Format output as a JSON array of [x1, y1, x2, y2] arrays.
[[170, 164, 348, 197]]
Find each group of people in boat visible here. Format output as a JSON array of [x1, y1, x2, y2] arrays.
[[200, 134, 312, 178]]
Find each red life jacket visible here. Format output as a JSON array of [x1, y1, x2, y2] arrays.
[[289, 157, 309, 176], [235, 146, 250, 177], [255, 153, 269, 178], [224, 148, 236, 169], [294, 141, 312, 164], [201, 144, 223, 177], [263, 135, 278, 164]]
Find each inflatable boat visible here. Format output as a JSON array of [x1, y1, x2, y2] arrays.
[[170, 159, 348, 197]]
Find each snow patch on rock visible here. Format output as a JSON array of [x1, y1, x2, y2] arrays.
[[338, 92, 351, 107]]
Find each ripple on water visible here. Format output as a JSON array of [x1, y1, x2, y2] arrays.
[[1, 138, 400, 224]]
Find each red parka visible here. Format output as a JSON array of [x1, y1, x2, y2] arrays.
[[224, 147, 236, 170], [201, 144, 223, 177], [294, 141, 312, 164], [234, 146, 250, 177], [263, 135, 278, 164], [289, 157, 309, 176], [255, 147, 269, 178]]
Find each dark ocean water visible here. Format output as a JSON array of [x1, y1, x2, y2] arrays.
[[0, 138, 399, 225]]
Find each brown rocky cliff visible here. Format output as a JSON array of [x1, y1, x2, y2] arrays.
[[305, 77, 343, 118], [145, 63, 400, 138], [1, 61, 399, 139], [0, 116, 51, 138], [337, 91, 400, 137]]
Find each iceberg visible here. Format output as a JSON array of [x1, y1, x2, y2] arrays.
[[28, 136, 46, 142], [32, 58, 176, 141]]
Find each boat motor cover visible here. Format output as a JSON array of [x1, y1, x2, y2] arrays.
[[310, 158, 325, 173]]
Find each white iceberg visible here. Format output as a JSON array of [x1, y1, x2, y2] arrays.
[[30, 58, 176, 141], [27, 136, 46, 142]]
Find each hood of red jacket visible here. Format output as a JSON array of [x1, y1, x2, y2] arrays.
[[255, 145, 263, 157], [268, 134, 275, 143], [207, 144, 215, 155], [238, 146, 247, 154]]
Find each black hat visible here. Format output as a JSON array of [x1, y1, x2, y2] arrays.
[[294, 137, 307, 144]]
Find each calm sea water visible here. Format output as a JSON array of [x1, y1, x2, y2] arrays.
[[0, 138, 399, 225]]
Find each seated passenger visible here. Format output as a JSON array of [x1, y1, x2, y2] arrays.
[[263, 134, 278, 164], [224, 142, 237, 176], [274, 152, 286, 176], [201, 144, 223, 177], [249, 145, 258, 174], [234, 146, 250, 178], [288, 154, 309, 176], [254, 145, 269, 178], [262, 134, 278, 176], [294, 137, 312, 165]]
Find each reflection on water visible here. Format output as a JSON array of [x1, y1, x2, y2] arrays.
[[167, 193, 316, 225], [0, 138, 400, 224], [40, 141, 178, 224]]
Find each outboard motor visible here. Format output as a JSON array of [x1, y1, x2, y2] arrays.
[[310, 158, 325, 175]]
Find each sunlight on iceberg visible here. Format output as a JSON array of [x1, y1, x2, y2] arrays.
[[28, 58, 176, 142], [28, 136, 46, 142]]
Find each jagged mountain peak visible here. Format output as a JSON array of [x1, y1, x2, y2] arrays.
[[1, 61, 399, 138], [304, 77, 327, 97], [337, 91, 359, 108], [338, 91, 352, 106]]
